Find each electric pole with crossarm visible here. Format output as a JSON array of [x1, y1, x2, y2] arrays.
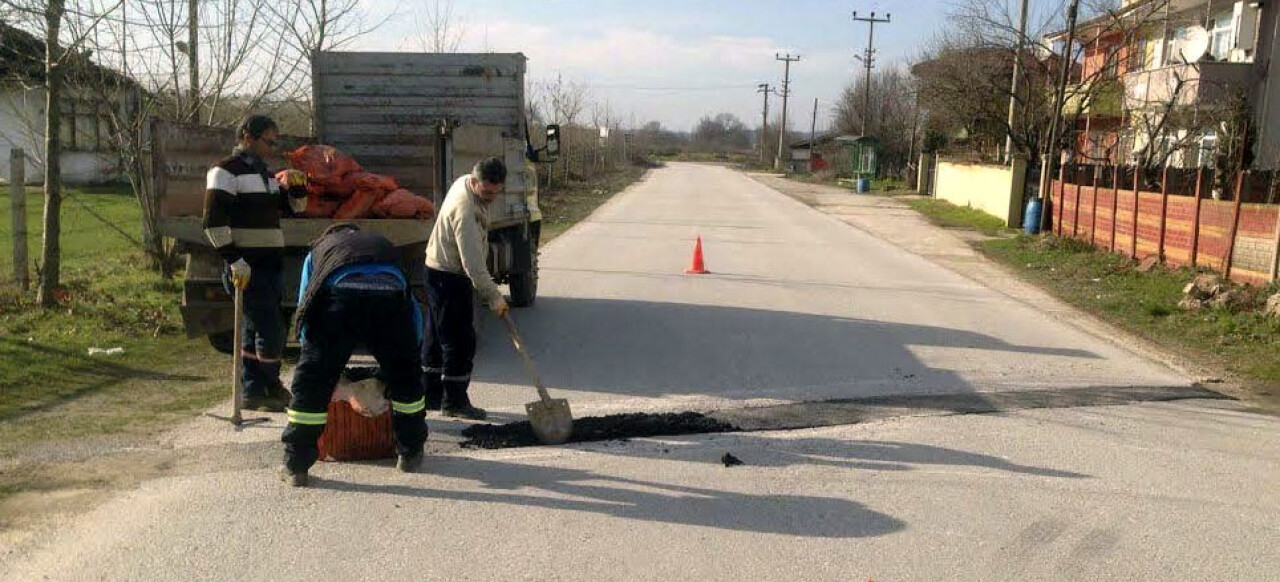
[[774, 53, 800, 170], [852, 10, 890, 137]]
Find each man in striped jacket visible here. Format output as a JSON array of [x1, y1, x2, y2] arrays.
[[203, 114, 308, 412]]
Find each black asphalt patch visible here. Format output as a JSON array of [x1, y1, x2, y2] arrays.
[[460, 412, 738, 449], [458, 385, 1229, 449]]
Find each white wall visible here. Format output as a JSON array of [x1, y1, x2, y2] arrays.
[[0, 88, 121, 185], [934, 157, 1028, 227]]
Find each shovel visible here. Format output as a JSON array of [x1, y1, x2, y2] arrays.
[[500, 313, 573, 445], [206, 278, 268, 427]]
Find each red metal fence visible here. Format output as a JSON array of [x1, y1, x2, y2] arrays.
[[1049, 165, 1280, 284]]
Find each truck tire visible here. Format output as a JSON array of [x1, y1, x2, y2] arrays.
[[207, 331, 235, 354], [509, 244, 538, 308]]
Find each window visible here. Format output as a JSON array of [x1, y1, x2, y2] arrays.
[[1133, 38, 1149, 72], [1197, 131, 1218, 168], [1209, 11, 1233, 60], [1104, 45, 1121, 78]]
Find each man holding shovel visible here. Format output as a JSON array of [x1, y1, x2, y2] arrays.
[[421, 157, 510, 421], [203, 114, 308, 412], [282, 223, 429, 486]]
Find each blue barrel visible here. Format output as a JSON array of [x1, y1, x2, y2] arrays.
[[856, 178, 871, 193], [1023, 197, 1043, 235]]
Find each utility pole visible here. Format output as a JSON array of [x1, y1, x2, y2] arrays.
[[1005, 0, 1030, 165], [188, 0, 199, 121], [757, 83, 771, 165], [775, 53, 800, 171], [852, 10, 890, 137], [10, 149, 27, 290], [809, 98, 818, 172], [1040, 0, 1082, 232]]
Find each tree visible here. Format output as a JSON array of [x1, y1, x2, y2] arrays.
[[692, 113, 751, 152], [1, 0, 121, 305], [410, 0, 465, 53], [919, 0, 1178, 167], [835, 66, 922, 175]]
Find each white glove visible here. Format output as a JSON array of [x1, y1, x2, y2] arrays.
[[230, 258, 252, 288]]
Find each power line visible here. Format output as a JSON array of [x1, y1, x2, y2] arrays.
[[579, 83, 760, 91]]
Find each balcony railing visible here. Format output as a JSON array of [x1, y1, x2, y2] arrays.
[[1064, 79, 1124, 117]]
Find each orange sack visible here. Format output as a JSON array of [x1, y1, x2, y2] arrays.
[[304, 193, 344, 218], [342, 172, 399, 195], [372, 189, 435, 220], [333, 187, 388, 220], [287, 145, 363, 195]]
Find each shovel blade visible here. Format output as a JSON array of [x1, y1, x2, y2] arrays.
[[526, 398, 573, 445]]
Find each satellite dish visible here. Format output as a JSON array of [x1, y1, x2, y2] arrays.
[[1179, 26, 1210, 63]]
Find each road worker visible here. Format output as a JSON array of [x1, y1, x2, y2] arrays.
[[202, 114, 308, 412], [420, 157, 511, 420], [281, 223, 429, 486]]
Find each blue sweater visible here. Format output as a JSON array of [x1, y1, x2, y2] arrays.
[[296, 253, 424, 343]]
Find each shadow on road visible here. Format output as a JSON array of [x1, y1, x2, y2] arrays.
[[585, 434, 1090, 479], [312, 455, 906, 539], [472, 297, 1100, 402]]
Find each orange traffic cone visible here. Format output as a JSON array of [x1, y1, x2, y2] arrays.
[[685, 236, 709, 274]]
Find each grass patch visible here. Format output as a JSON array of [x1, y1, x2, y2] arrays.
[[982, 235, 1280, 396], [906, 198, 1011, 236], [0, 185, 225, 455], [539, 161, 650, 243]]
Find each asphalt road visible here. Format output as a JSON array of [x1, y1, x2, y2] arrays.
[[4, 163, 1276, 582]]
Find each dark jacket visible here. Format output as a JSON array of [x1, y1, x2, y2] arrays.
[[293, 227, 405, 333]]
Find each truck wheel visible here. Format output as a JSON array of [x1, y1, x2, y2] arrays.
[[207, 331, 235, 354], [509, 246, 538, 308]]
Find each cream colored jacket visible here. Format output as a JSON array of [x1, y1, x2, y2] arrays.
[[426, 175, 503, 309]]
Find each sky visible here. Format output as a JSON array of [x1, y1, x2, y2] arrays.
[[351, 0, 960, 132]]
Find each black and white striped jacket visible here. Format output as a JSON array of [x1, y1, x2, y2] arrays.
[[202, 151, 307, 269]]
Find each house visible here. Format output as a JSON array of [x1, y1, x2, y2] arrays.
[[1048, 0, 1280, 167], [1, 21, 141, 184]]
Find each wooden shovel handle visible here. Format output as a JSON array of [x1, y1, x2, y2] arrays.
[[500, 313, 553, 403]]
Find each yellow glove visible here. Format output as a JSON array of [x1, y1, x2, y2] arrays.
[[280, 169, 308, 188], [230, 258, 252, 289]]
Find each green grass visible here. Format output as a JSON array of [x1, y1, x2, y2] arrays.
[[539, 162, 648, 243], [982, 235, 1280, 395], [0, 185, 224, 454], [905, 198, 1011, 237]]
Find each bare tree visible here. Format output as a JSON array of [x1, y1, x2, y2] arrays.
[[2, 0, 385, 278], [1, 0, 122, 305], [836, 66, 921, 175], [409, 0, 465, 53]]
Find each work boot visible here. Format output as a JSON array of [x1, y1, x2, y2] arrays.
[[396, 451, 424, 473], [243, 391, 288, 413], [442, 405, 487, 421], [280, 467, 309, 487]]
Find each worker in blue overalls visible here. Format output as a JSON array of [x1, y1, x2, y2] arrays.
[[280, 223, 428, 486]]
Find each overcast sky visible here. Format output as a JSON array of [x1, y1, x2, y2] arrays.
[[353, 0, 961, 132]]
